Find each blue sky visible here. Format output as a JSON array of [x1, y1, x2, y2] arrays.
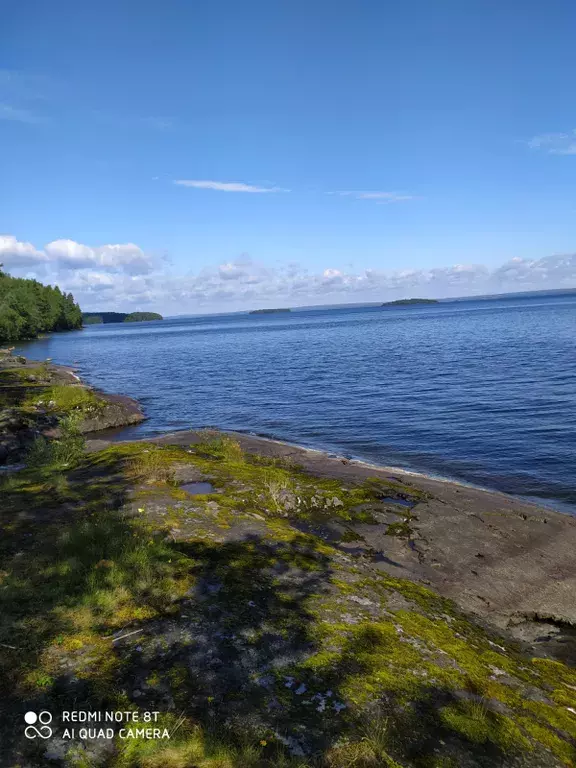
[[1, 0, 576, 312]]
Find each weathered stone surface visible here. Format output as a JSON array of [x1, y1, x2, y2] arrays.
[[122, 428, 576, 660], [0, 354, 145, 463], [77, 392, 145, 433]]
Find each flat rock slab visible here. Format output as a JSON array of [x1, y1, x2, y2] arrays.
[[109, 429, 576, 657], [79, 391, 145, 433]]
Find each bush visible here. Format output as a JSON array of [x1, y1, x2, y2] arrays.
[[25, 415, 85, 468], [25, 435, 55, 467], [196, 431, 244, 462], [53, 415, 85, 466]]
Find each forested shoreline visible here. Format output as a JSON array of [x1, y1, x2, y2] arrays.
[[0, 267, 82, 342], [83, 311, 163, 324]]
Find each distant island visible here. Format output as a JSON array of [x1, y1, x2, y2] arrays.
[[124, 312, 163, 322], [82, 311, 163, 324], [249, 308, 291, 315], [381, 298, 439, 307]]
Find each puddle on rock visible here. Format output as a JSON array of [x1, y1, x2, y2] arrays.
[[380, 496, 415, 509], [180, 482, 215, 495]]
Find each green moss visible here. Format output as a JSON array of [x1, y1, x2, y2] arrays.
[[385, 520, 413, 537], [532, 657, 576, 685], [194, 431, 245, 462], [522, 700, 576, 740], [330, 577, 358, 594], [23, 383, 104, 414], [368, 573, 451, 614], [363, 475, 432, 502], [339, 528, 364, 542], [440, 700, 531, 751], [3, 435, 575, 767], [0, 365, 49, 382], [518, 716, 576, 765], [305, 619, 426, 707]]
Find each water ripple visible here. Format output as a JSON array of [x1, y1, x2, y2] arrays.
[[16, 294, 576, 514]]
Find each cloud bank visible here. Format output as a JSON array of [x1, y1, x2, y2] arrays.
[[1, 234, 575, 314]]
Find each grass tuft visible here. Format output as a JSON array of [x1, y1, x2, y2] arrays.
[[25, 414, 85, 468], [126, 449, 177, 484], [196, 431, 245, 462], [25, 383, 104, 414]]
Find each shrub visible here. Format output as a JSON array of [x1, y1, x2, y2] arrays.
[[25, 435, 55, 467], [126, 449, 176, 484], [196, 431, 244, 462], [53, 414, 85, 466], [24, 414, 85, 468]]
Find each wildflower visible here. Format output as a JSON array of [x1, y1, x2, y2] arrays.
[[259, 740, 267, 747]]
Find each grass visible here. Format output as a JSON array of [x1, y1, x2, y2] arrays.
[[25, 413, 85, 468], [195, 430, 246, 462], [112, 719, 315, 768], [440, 699, 531, 751], [264, 474, 296, 514], [0, 432, 575, 767], [126, 448, 178, 484], [24, 383, 104, 414], [0, 364, 51, 383], [324, 720, 404, 767]]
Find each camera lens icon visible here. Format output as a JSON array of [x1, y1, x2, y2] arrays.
[[24, 711, 53, 738]]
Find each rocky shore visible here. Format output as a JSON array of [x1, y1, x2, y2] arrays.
[[0, 349, 144, 464], [1, 351, 575, 768], [88, 428, 576, 662]]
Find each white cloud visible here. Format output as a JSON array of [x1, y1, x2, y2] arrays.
[[174, 180, 288, 193], [528, 130, 576, 156], [0, 235, 47, 265], [44, 239, 94, 268], [65, 271, 116, 293], [334, 191, 416, 203], [218, 262, 249, 280], [2, 234, 576, 313], [44, 240, 153, 275]]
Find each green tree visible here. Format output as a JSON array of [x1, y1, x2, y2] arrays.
[[0, 265, 83, 342]]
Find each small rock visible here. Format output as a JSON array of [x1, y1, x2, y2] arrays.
[[349, 595, 374, 606]]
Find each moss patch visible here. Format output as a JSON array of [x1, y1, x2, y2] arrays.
[[0, 433, 574, 767], [23, 383, 105, 414]]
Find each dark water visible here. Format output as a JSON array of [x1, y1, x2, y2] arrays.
[[16, 294, 576, 514]]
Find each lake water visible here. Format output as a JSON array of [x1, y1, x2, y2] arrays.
[[16, 294, 576, 514]]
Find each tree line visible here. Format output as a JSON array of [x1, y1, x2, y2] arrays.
[[0, 266, 83, 343], [83, 311, 163, 324]]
